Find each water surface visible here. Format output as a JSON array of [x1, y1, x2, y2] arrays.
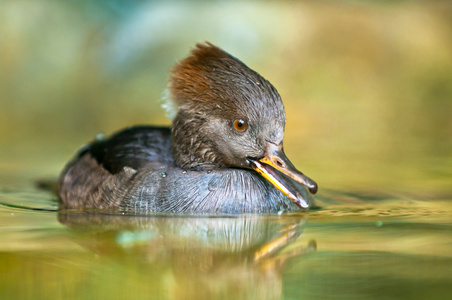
[[1, 182, 451, 300]]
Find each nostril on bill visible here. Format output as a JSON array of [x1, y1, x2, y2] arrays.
[[274, 158, 284, 168]]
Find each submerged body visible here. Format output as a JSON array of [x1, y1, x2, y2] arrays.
[[59, 43, 317, 214]]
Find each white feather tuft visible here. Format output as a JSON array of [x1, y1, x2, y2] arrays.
[[160, 89, 177, 121]]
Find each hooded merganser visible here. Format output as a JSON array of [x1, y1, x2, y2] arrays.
[[58, 42, 318, 214]]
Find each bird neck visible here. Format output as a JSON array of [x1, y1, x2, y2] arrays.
[[170, 110, 224, 170]]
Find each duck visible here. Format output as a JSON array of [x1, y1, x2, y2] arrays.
[[58, 42, 318, 214]]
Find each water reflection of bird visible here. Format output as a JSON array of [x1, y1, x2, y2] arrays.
[[58, 42, 317, 214], [58, 213, 316, 300]]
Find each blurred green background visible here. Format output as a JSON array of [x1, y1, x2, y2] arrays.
[[1, 2, 452, 299], [1, 0, 451, 199]]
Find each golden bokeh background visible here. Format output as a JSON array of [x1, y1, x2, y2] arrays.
[[1, 2, 452, 299], [1, 0, 451, 199]]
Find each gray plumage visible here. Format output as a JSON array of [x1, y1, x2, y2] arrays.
[[58, 43, 316, 214]]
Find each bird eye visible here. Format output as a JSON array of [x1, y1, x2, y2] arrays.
[[233, 119, 247, 132]]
